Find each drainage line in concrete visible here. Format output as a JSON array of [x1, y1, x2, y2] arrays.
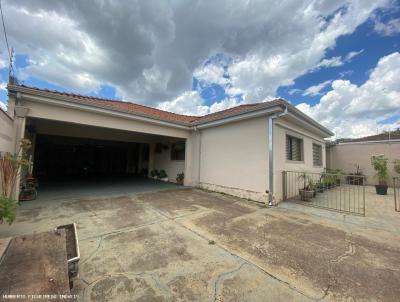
[[149, 206, 316, 301]]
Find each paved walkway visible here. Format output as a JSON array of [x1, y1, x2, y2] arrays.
[[0, 187, 399, 301]]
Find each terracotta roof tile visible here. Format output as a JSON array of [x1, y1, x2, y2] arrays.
[[9, 84, 288, 127], [15, 85, 200, 125], [342, 132, 400, 142]]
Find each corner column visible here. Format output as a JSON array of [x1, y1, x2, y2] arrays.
[[13, 106, 29, 200]]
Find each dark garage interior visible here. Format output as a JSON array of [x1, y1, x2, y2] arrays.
[[34, 134, 149, 180]]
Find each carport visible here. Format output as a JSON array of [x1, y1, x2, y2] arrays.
[[25, 118, 186, 200], [5, 84, 195, 200]]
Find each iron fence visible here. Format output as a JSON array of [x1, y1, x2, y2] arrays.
[[282, 171, 365, 216], [394, 177, 400, 212]]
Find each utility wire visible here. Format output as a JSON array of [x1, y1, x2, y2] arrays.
[[0, 0, 13, 76]]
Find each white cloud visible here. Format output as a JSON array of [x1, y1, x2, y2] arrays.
[[157, 91, 209, 116], [345, 49, 364, 61], [302, 80, 332, 96], [315, 56, 344, 69], [0, 82, 7, 91], [209, 98, 240, 113], [374, 17, 400, 36], [194, 64, 229, 86], [296, 52, 400, 138], [0, 101, 6, 111], [3, 0, 389, 109]]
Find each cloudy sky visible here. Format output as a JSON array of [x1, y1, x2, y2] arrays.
[[0, 0, 399, 138]]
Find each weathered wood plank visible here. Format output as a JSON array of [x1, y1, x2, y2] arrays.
[[0, 230, 71, 301]]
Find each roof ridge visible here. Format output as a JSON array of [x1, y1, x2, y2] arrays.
[[19, 84, 200, 119]]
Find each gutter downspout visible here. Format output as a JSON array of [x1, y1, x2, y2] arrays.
[[267, 105, 288, 206]]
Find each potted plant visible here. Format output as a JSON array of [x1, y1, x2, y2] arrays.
[[0, 139, 32, 224], [346, 164, 364, 185], [158, 170, 168, 182], [298, 173, 315, 201], [176, 172, 184, 185], [329, 169, 343, 186], [315, 180, 324, 193], [371, 155, 389, 195], [150, 169, 159, 179]]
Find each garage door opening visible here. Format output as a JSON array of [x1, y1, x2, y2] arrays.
[[24, 118, 187, 200], [34, 134, 149, 180]]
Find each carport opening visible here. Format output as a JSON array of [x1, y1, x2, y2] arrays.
[[24, 118, 187, 199], [34, 134, 150, 182]]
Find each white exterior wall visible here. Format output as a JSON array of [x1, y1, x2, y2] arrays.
[[273, 118, 327, 202], [20, 98, 190, 139], [198, 116, 269, 202], [153, 142, 186, 183], [0, 109, 14, 153]]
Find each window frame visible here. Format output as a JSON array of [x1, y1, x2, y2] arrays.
[[285, 134, 304, 163], [170, 141, 186, 161], [312, 142, 323, 167]]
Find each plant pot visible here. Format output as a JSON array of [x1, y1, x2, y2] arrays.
[[375, 184, 388, 195], [176, 180, 184, 185], [299, 189, 314, 201], [160, 177, 169, 182]]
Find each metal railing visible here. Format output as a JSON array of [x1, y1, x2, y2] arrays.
[[282, 171, 365, 216], [394, 177, 400, 212]]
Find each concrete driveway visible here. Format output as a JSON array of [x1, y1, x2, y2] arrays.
[[1, 187, 399, 301]]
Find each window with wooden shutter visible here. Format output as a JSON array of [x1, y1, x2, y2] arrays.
[[286, 135, 303, 161], [312, 143, 322, 166]]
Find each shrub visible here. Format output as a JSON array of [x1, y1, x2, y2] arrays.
[[0, 139, 32, 224], [371, 155, 389, 185], [0, 197, 17, 224], [159, 170, 168, 178], [150, 169, 159, 178]]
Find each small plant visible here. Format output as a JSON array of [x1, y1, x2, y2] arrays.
[[158, 170, 168, 181], [176, 172, 184, 185], [394, 159, 400, 175], [371, 155, 389, 195], [346, 164, 364, 186], [297, 173, 315, 201], [0, 196, 17, 224], [150, 169, 159, 178]]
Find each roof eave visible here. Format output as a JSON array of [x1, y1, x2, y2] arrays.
[[8, 85, 192, 129]]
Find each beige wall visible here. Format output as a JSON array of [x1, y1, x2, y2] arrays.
[[327, 142, 400, 185], [198, 116, 269, 202], [273, 118, 326, 202], [153, 142, 186, 183], [0, 109, 14, 153], [20, 98, 190, 139], [28, 118, 169, 144]]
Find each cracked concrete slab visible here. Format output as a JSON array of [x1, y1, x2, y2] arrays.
[[1, 186, 399, 301]]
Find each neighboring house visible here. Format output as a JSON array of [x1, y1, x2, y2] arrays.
[[0, 83, 333, 203], [327, 133, 400, 186], [0, 107, 14, 153]]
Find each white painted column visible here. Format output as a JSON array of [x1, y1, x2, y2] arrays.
[[184, 131, 201, 186], [13, 106, 29, 200]]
